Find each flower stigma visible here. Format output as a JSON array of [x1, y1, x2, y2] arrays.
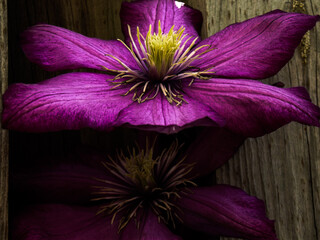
[[92, 140, 196, 232], [101, 21, 215, 105]]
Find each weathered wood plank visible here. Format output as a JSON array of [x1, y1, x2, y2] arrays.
[[200, 1, 320, 239], [6, 1, 320, 240], [0, 0, 8, 239]]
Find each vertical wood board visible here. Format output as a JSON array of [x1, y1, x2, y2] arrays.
[[0, 0, 8, 239], [4, 1, 320, 240], [205, 1, 320, 239]]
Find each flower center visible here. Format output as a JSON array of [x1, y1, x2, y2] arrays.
[[125, 145, 156, 190], [92, 140, 195, 232], [102, 21, 215, 105], [145, 23, 184, 81]]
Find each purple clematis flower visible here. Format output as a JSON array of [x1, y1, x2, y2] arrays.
[[11, 138, 277, 240], [2, 0, 320, 136]]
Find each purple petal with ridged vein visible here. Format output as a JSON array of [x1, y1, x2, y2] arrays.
[[12, 204, 120, 240], [117, 93, 226, 134], [120, 0, 202, 48], [192, 10, 320, 79], [173, 2, 203, 38], [21, 24, 138, 71], [2, 73, 133, 132], [177, 185, 278, 240], [2, 73, 227, 133], [121, 210, 181, 240], [187, 78, 320, 137]]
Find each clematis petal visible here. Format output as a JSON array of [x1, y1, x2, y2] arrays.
[[12, 204, 120, 240], [2, 72, 133, 132], [192, 10, 320, 79], [2, 72, 227, 133], [173, 2, 202, 38], [185, 127, 245, 176], [21, 24, 138, 71], [121, 210, 181, 240], [120, 0, 202, 48], [117, 94, 226, 134], [187, 78, 320, 137], [177, 185, 277, 240]]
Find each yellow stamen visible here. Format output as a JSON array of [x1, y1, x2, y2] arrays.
[[125, 146, 157, 189], [92, 139, 196, 232], [101, 20, 216, 105], [146, 21, 185, 80]]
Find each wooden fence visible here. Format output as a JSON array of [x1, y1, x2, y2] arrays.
[[1, 0, 319, 239]]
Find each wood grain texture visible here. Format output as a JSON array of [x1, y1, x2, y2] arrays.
[[5, 0, 320, 240], [0, 0, 8, 239], [197, 1, 320, 240]]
